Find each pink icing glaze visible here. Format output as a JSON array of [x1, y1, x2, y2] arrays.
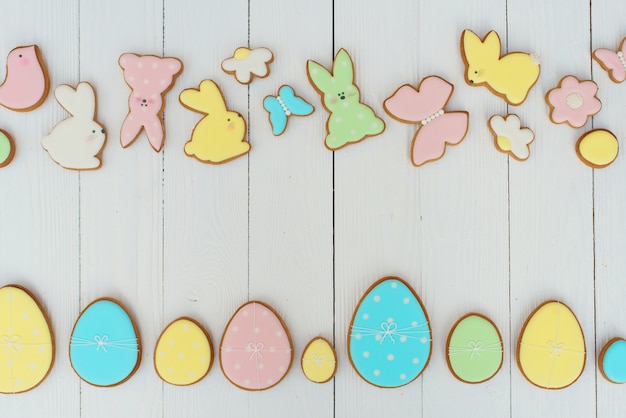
[[119, 53, 182, 152], [0, 46, 47, 110], [384, 76, 469, 166], [547, 76, 601, 128], [220, 302, 292, 390], [594, 48, 626, 82], [384, 76, 453, 122], [412, 112, 469, 166]]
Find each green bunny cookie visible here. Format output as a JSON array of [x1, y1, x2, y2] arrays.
[[307, 49, 385, 150]]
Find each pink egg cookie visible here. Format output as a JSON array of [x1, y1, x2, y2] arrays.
[[220, 301, 293, 391], [0, 45, 49, 111], [119, 53, 183, 152]]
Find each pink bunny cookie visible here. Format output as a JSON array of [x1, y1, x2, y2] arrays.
[[119, 53, 183, 152]]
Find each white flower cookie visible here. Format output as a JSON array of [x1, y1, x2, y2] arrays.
[[221, 47, 273, 84], [488, 114, 534, 161]]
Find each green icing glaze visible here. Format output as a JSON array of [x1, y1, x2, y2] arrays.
[[447, 314, 503, 383], [0, 131, 12, 165], [307, 49, 385, 150]]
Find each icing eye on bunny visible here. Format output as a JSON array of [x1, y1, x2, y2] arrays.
[[179, 79, 250, 164], [307, 48, 385, 151], [41, 82, 106, 170], [461, 29, 540, 105]]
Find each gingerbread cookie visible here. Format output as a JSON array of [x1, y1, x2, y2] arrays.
[[446, 313, 503, 384], [0, 285, 54, 394], [119, 53, 183, 152], [301, 337, 337, 384], [461, 29, 540, 105], [593, 37, 626, 83], [546, 76, 601, 128], [517, 301, 586, 389], [154, 317, 213, 386], [220, 301, 293, 391], [384, 76, 469, 166], [307, 49, 385, 150], [576, 129, 619, 168], [0, 129, 16, 168], [348, 277, 431, 388], [69, 298, 141, 387], [221, 47, 273, 84], [0, 45, 49, 111], [263, 85, 314, 136], [488, 114, 534, 161], [180, 80, 250, 164], [599, 338, 626, 384], [42, 82, 106, 170]]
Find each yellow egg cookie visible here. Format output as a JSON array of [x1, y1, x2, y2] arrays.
[[576, 129, 619, 168], [517, 301, 585, 389], [154, 317, 213, 386], [0, 285, 54, 394], [301, 337, 337, 383]]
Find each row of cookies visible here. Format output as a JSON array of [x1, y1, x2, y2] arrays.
[[3, 279, 625, 394], [1, 31, 623, 170]]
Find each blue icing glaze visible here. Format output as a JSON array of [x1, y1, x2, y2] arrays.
[[70, 299, 140, 386], [349, 278, 431, 387], [602, 339, 626, 384]]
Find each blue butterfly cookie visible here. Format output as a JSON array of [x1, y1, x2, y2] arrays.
[[263, 85, 314, 136]]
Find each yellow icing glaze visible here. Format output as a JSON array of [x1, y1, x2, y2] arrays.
[[518, 301, 585, 389], [462, 30, 540, 105], [496, 136, 512, 151], [154, 318, 212, 386], [301, 337, 336, 383], [0, 285, 54, 394], [180, 80, 250, 164], [234, 47, 251, 60], [576, 129, 619, 168]]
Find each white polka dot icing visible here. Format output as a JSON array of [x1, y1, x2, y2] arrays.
[[348, 277, 431, 387]]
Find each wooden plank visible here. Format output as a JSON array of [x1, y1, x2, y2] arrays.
[[413, 2, 510, 417], [592, 1, 626, 416], [332, 0, 504, 416], [79, 1, 164, 416], [162, 1, 250, 417], [508, 0, 595, 416], [0, 1, 80, 416], [332, 3, 422, 414], [247, 0, 334, 416]]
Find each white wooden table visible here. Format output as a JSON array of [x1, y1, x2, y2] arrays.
[[1, 0, 625, 416]]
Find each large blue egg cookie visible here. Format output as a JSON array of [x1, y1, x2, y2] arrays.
[[69, 298, 141, 386], [348, 277, 431, 387]]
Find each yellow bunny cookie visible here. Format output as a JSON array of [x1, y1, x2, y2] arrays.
[[179, 80, 250, 164], [461, 29, 540, 105]]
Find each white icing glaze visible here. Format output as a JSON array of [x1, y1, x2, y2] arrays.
[[42, 82, 106, 170], [489, 114, 534, 160]]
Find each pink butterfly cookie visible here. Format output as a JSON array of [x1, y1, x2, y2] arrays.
[[384, 76, 469, 167], [593, 37, 626, 83], [119, 53, 183, 152]]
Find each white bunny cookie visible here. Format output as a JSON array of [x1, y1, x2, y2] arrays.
[[179, 79, 250, 164], [42, 82, 106, 170]]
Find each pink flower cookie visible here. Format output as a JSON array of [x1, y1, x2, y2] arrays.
[[545, 76, 601, 128], [220, 301, 293, 391], [119, 53, 183, 152], [0, 45, 49, 111]]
